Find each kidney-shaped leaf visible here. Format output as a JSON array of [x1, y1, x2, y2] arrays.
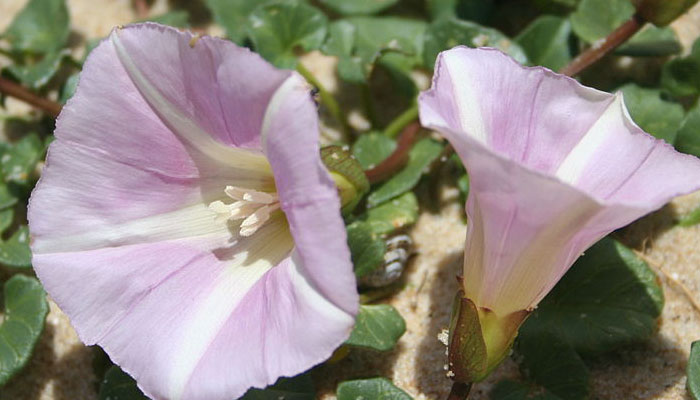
[[520, 237, 664, 356], [0, 275, 49, 385]]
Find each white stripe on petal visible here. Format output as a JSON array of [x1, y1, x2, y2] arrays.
[[33, 203, 229, 254], [555, 94, 623, 184], [442, 50, 488, 145], [168, 215, 294, 400], [110, 30, 272, 176]]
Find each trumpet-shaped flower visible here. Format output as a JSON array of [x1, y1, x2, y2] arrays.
[[419, 47, 700, 377], [28, 23, 358, 400]]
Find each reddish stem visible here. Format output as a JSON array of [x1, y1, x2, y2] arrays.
[[559, 14, 644, 77], [364, 121, 420, 184], [0, 77, 62, 118]]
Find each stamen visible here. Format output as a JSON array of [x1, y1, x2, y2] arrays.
[[209, 186, 280, 237]]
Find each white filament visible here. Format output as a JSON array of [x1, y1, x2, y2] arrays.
[[209, 186, 280, 237]]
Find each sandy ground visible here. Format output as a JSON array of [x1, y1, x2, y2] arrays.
[[0, 1, 699, 399]]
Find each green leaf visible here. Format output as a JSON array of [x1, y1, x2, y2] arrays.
[[361, 192, 418, 236], [318, 0, 398, 15], [0, 184, 19, 210], [240, 374, 315, 400], [137, 11, 190, 27], [520, 237, 664, 356], [0, 133, 45, 186], [346, 304, 406, 351], [347, 221, 386, 278], [0, 275, 49, 385], [0, 209, 14, 234], [516, 333, 589, 400], [59, 72, 80, 104], [98, 365, 149, 400], [689, 341, 700, 400], [337, 377, 412, 400], [323, 17, 426, 83], [678, 205, 700, 227], [423, 18, 528, 70], [616, 26, 682, 57], [675, 103, 700, 157], [570, 0, 634, 44], [2, 0, 70, 54], [515, 16, 572, 71], [352, 132, 396, 170], [662, 38, 700, 98], [367, 138, 443, 207], [619, 84, 685, 144], [5, 49, 69, 89], [490, 380, 562, 400], [0, 225, 33, 268], [204, 0, 276, 44], [247, 1, 328, 69]]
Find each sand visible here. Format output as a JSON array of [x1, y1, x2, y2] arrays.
[[0, 1, 699, 399]]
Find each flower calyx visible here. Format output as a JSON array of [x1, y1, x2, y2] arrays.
[[447, 291, 531, 384], [321, 145, 369, 215]]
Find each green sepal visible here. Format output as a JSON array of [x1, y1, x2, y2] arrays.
[[631, 0, 699, 26], [321, 145, 369, 214], [448, 292, 530, 383]]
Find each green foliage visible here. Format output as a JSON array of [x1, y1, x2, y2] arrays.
[[0, 209, 14, 234], [204, 0, 277, 44], [521, 237, 664, 356], [515, 16, 572, 71], [0, 184, 19, 211], [5, 50, 70, 89], [59, 73, 80, 104], [490, 380, 562, 400], [367, 139, 443, 207], [676, 104, 700, 158], [423, 18, 527, 70], [336, 377, 413, 400], [689, 341, 700, 400], [318, 0, 398, 16], [1, 0, 70, 54], [426, 0, 495, 23], [0, 275, 49, 385], [0, 225, 32, 268], [662, 38, 700, 98], [347, 221, 387, 277], [516, 333, 589, 400], [247, 1, 328, 69], [352, 132, 397, 170], [678, 205, 700, 227], [0, 133, 45, 187], [619, 84, 685, 144], [240, 374, 315, 400], [570, 0, 634, 44], [98, 366, 149, 400], [346, 304, 406, 351], [617, 26, 682, 57], [322, 17, 426, 84], [361, 192, 419, 236]]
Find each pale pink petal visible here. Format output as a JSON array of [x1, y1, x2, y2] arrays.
[[262, 74, 360, 315], [30, 23, 357, 400], [419, 47, 700, 315]]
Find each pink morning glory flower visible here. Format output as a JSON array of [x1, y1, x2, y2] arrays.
[[28, 23, 358, 400], [419, 46, 700, 319]]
